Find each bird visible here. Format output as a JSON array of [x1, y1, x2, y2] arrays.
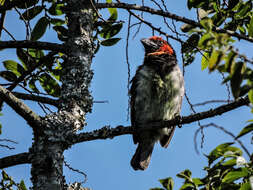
[[129, 36, 185, 170]]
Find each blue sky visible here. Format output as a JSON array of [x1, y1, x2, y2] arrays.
[[0, 1, 252, 190]]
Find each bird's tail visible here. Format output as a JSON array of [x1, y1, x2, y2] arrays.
[[131, 140, 155, 170]]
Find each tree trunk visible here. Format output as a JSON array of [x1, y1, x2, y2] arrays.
[[30, 0, 94, 189]]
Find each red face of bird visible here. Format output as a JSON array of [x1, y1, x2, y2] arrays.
[[141, 36, 174, 56]]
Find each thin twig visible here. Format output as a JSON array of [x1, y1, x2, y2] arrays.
[[14, 7, 31, 37], [193, 100, 232, 107], [89, 0, 106, 22], [128, 10, 183, 43], [64, 160, 87, 184], [185, 93, 205, 154], [126, 14, 131, 121], [0, 144, 15, 150], [0, 11, 6, 38], [194, 123, 251, 158], [2, 27, 16, 40], [0, 139, 18, 144]]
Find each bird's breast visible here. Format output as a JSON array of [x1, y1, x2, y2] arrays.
[[133, 65, 184, 124]]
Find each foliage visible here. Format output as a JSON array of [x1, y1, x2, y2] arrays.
[[0, 0, 252, 189], [0, 170, 27, 190], [151, 143, 253, 190], [0, 0, 123, 97], [154, 0, 253, 189], [182, 0, 253, 100]]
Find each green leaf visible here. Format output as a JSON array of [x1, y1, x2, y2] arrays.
[[101, 38, 121, 46], [201, 52, 209, 70], [2, 170, 9, 180], [21, 6, 43, 20], [182, 34, 200, 53], [106, 0, 117, 21], [150, 188, 164, 190], [237, 1, 252, 18], [0, 123, 2, 135], [28, 49, 44, 59], [222, 168, 249, 183], [209, 49, 224, 72], [200, 18, 213, 31], [99, 23, 123, 39], [239, 182, 251, 190], [0, 71, 18, 82], [217, 64, 226, 72], [192, 178, 204, 186], [198, 33, 214, 48], [19, 180, 27, 190], [50, 18, 65, 26], [230, 62, 246, 98], [31, 17, 49, 41], [176, 170, 192, 180], [239, 26, 246, 35], [48, 3, 64, 16], [248, 16, 253, 37], [225, 51, 237, 72], [53, 26, 68, 41], [0, 0, 5, 6], [16, 48, 30, 69], [3, 60, 26, 77], [211, 12, 226, 27], [39, 73, 61, 97], [207, 142, 242, 165], [159, 177, 174, 190], [236, 123, 253, 139], [179, 183, 195, 190], [187, 0, 207, 10], [50, 69, 61, 81], [222, 158, 236, 166], [249, 89, 253, 104]]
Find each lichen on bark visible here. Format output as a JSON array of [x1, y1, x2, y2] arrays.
[[60, 0, 95, 126], [30, 1, 95, 189]]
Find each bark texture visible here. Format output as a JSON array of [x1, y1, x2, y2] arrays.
[[30, 0, 95, 189]]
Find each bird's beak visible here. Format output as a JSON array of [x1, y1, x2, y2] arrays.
[[141, 38, 158, 49]]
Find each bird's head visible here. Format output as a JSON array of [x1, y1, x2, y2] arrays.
[[141, 36, 175, 57]]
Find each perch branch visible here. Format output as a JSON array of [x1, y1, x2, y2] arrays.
[[70, 96, 249, 144]]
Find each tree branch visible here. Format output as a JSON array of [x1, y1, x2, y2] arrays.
[[96, 3, 253, 43], [128, 10, 182, 43], [0, 85, 43, 131], [7, 51, 58, 92], [0, 152, 30, 169], [70, 96, 249, 144], [13, 92, 59, 107], [0, 40, 66, 53]]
